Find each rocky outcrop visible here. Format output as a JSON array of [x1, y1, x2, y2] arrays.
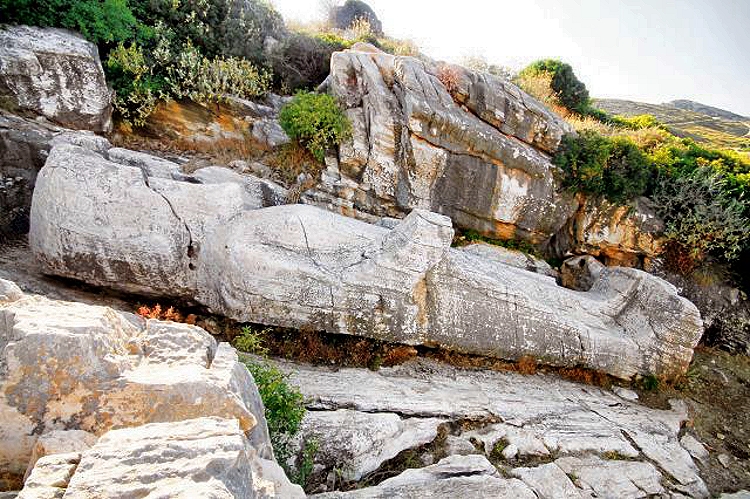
[[553, 195, 665, 267], [0, 280, 273, 481], [288, 409, 446, 482], [30, 141, 703, 379], [304, 45, 577, 243], [16, 418, 304, 498], [0, 26, 112, 132], [282, 357, 710, 497], [314, 455, 536, 498], [329, 1, 384, 35], [0, 113, 58, 237], [0, 112, 111, 238], [461, 243, 558, 278]]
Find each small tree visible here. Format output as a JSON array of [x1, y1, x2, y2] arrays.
[[519, 59, 590, 114]]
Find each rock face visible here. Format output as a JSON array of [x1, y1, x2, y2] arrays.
[[0, 26, 112, 132], [329, 0, 384, 35], [30, 141, 703, 379], [304, 45, 577, 244], [289, 409, 445, 482], [0, 280, 273, 479], [314, 455, 536, 498], [0, 112, 58, 238], [553, 195, 665, 267], [16, 418, 304, 499], [281, 357, 710, 498], [62, 418, 303, 498]]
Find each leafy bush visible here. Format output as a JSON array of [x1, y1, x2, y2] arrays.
[[242, 356, 306, 468], [279, 92, 351, 161], [165, 41, 271, 103], [106, 42, 165, 126], [233, 326, 269, 356], [519, 59, 590, 114], [1, 0, 137, 44], [553, 130, 653, 202], [653, 165, 750, 262]]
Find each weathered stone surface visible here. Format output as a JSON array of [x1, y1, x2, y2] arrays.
[[553, 196, 665, 268], [60, 418, 303, 498], [252, 117, 290, 148], [512, 462, 585, 498], [302, 47, 578, 245], [290, 409, 445, 481], [0, 26, 111, 132], [555, 456, 664, 497], [313, 455, 536, 498], [680, 434, 709, 464], [0, 286, 272, 476], [276, 357, 708, 496], [461, 242, 558, 278], [16, 452, 79, 499], [30, 142, 703, 379], [24, 430, 97, 481], [0, 112, 59, 238], [560, 255, 605, 291]]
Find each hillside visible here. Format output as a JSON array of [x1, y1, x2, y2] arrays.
[[594, 98, 750, 156]]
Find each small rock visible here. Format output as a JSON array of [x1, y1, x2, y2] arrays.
[[444, 436, 478, 456], [680, 434, 709, 463], [560, 255, 605, 291], [717, 433, 726, 440], [613, 386, 639, 401], [502, 444, 519, 460], [719, 491, 750, 499], [718, 454, 732, 468]]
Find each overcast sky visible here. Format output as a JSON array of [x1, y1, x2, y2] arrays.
[[271, 0, 750, 116]]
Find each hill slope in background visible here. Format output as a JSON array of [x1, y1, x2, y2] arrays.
[[594, 98, 750, 156], [668, 99, 749, 121]]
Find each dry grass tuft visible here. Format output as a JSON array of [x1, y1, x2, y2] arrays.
[[516, 355, 538, 375], [136, 304, 196, 325]]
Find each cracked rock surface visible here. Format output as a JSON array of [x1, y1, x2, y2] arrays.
[[278, 357, 710, 498], [0, 280, 272, 479], [29, 139, 702, 379]]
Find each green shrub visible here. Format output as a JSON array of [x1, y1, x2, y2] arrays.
[[233, 326, 269, 356], [106, 42, 165, 126], [653, 165, 750, 262], [611, 114, 661, 130], [1, 0, 137, 44], [554, 130, 654, 202], [519, 59, 590, 114], [165, 40, 271, 103], [241, 355, 306, 468], [279, 92, 351, 161]]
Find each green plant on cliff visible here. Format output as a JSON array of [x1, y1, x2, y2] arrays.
[[553, 130, 653, 203], [237, 328, 307, 482], [518, 59, 591, 115], [652, 165, 750, 262], [279, 91, 352, 161]]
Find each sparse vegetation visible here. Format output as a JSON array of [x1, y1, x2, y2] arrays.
[[279, 91, 351, 161], [136, 303, 196, 324]]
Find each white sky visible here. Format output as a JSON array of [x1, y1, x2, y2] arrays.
[[271, 0, 750, 116]]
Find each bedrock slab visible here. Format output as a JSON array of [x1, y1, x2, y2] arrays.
[[16, 418, 304, 499], [280, 358, 709, 498], [0, 280, 272, 478]]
